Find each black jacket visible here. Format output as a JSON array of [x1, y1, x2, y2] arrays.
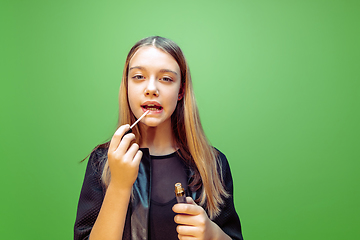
[[74, 147, 244, 240]]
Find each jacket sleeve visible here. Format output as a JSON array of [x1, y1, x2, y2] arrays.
[[74, 149, 107, 240], [213, 150, 244, 240]]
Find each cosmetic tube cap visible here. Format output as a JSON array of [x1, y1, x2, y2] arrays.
[[175, 183, 186, 203], [121, 128, 133, 140]]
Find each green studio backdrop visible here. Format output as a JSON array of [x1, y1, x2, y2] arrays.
[[1, 0, 359, 239]]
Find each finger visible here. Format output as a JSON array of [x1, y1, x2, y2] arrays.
[[174, 213, 199, 226], [173, 200, 202, 216], [177, 235, 194, 240], [108, 124, 130, 152], [177, 225, 198, 237], [116, 133, 136, 155], [132, 149, 143, 166], [174, 214, 192, 226], [123, 142, 140, 161], [121, 128, 133, 140], [185, 197, 196, 205]]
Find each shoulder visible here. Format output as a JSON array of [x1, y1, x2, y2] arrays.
[[90, 146, 108, 159], [213, 147, 234, 192], [87, 146, 109, 174], [213, 148, 227, 161], [213, 147, 231, 174]]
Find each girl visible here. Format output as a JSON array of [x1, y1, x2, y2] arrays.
[[74, 36, 243, 240]]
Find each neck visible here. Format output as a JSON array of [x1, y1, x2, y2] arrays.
[[139, 120, 177, 156]]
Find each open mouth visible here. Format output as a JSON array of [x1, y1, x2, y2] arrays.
[[141, 104, 163, 111]]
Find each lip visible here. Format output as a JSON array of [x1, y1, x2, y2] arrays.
[[141, 101, 163, 113]]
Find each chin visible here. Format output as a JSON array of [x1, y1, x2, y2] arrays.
[[141, 119, 164, 128]]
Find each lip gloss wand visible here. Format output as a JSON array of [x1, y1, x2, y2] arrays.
[[122, 110, 150, 138]]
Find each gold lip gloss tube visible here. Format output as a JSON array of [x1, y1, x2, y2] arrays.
[[174, 183, 187, 203]]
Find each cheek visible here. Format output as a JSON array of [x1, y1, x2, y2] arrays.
[[168, 84, 181, 110], [127, 83, 139, 109], [166, 93, 180, 113]]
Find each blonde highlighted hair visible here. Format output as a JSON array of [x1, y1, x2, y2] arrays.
[[100, 36, 229, 219]]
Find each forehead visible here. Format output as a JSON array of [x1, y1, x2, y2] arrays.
[[129, 46, 180, 73]]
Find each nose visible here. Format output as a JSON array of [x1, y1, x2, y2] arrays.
[[144, 77, 159, 97]]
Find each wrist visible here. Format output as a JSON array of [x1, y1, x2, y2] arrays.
[[107, 182, 132, 196], [209, 221, 231, 240]]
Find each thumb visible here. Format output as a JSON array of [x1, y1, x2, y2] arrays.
[[186, 196, 197, 205]]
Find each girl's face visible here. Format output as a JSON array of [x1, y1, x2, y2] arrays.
[[127, 46, 182, 128]]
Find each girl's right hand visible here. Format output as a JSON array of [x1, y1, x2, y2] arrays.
[[107, 124, 143, 190]]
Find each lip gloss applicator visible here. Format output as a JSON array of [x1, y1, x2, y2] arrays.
[[122, 110, 150, 138]]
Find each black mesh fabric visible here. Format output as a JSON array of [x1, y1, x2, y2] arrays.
[[149, 151, 187, 240], [150, 151, 187, 203], [74, 148, 244, 240]]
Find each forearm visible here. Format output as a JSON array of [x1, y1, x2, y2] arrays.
[[89, 184, 131, 240]]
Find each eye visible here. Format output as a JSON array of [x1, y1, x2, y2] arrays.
[[160, 77, 173, 82], [132, 75, 145, 80]]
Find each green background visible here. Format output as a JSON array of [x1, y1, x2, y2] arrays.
[[1, 0, 359, 239]]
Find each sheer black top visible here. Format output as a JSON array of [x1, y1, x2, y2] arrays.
[[74, 147, 244, 240], [149, 151, 187, 240]]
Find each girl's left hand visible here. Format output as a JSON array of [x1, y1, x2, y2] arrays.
[[172, 197, 228, 240]]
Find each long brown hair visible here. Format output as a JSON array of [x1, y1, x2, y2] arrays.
[[99, 36, 229, 219]]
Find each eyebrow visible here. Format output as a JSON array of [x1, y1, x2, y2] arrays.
[[129, 66, 145, 71], [159, 69, 178, 75], [129, 66, 178, 75]]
